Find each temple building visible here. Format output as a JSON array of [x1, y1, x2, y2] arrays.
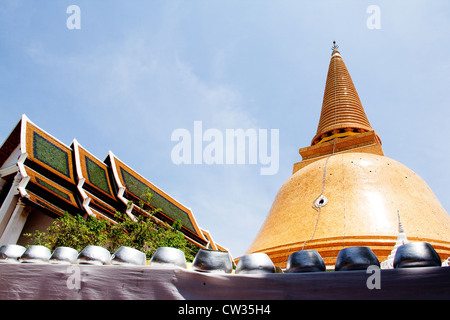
[[245, 43, 450, 269], [0, 115, 227, 253]]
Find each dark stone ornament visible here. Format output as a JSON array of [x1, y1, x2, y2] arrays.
[[335, 246, 380, 271], [394, 242, 441, 268], [192, 249, 232, 273], [286, 249, 326, 273], [235, 252, 276, 274]]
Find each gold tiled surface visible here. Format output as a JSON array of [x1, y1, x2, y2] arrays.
[[311, 50, 377, 145], [294, 130, 384, 173]]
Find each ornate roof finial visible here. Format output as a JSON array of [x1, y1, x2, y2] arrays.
[[331, 41, 339, 51]]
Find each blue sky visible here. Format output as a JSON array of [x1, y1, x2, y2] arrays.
[[1, 1, 449, 257]]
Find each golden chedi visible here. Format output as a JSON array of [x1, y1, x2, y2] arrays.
[[245, 43, 450, 269]]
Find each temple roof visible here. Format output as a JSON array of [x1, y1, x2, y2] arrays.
[[0, 115, 224, 251], [106, 151, 208, 246]]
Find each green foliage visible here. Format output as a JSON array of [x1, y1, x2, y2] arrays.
[[24, 213, 108, 252], [24, 212, 199, 262]]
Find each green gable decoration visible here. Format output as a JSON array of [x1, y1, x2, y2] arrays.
[[120, 168, 196, 233], [33, 132, 70, 178], [85, 156, 112, 196]]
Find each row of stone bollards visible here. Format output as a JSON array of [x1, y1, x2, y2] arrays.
[[0, 241, 446, 273]]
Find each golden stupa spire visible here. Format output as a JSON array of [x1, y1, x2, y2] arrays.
[[311, 42, 378, 146]]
